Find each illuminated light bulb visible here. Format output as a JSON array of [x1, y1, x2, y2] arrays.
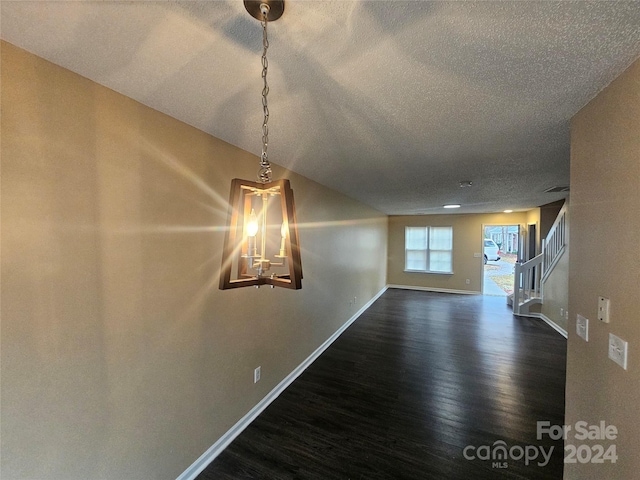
[[279, 222, 287, 257], [246, 209, 259, 257], [246, 209, 259, 237]]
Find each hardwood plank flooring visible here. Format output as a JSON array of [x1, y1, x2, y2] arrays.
[[198, 289, 566, 480]]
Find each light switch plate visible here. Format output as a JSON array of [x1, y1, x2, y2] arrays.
[[608, 334, 628, 370], [598, 297, 610, 323], [576, 314, 588, 342]]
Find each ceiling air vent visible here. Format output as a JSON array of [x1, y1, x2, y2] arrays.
[[544, 186, 570, 193]]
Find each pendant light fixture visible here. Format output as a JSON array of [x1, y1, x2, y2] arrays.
[[220, 0, 303, 290]]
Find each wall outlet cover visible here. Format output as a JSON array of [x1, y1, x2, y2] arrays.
[[608, 334, 628, 370], [598, 296, 610, 323], [576, 314, 589, 342]]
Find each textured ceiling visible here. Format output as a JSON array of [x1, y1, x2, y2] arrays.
[[2, 1, 640, 214]]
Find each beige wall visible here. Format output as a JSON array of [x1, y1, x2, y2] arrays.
[[0, 42, 388, 480], [388, 212, 528, 293], [565, 58, 640, 479], [526, 207, 541, 257]]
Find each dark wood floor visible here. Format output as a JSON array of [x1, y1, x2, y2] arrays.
[[198, 289, 566, 480]]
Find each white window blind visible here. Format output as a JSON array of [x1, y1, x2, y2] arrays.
[[405, 226, 453, 273]]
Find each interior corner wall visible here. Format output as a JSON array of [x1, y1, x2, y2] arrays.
[[565, 57, 640, 479], [0, 41, 388, 480], [387, 212, 528, 293]]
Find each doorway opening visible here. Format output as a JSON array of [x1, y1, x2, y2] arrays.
[[482, 225, 519, 296]]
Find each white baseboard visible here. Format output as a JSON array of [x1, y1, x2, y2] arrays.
[[517, 312, 568, 338], [176, 286, 388, 480], [386, 284, 481, 295]]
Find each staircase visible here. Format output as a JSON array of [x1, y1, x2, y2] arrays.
[[508, 203, 567, 315]]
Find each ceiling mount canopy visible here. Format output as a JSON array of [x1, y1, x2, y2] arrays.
[[244, 0, 284, 22]]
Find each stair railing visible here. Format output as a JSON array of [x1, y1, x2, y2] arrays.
[[542, 203, 568, 281], [513, 253, 544, 315]]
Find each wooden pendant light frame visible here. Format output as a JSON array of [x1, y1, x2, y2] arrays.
[[219, 178, 302, 290]]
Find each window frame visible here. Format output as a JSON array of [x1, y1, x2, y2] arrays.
[[404, 226, 453, 274]]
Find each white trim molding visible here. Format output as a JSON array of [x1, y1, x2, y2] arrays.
[[387, 284, 481, 295], [176, 286, 388, 480], [516, 312, 568, 338]]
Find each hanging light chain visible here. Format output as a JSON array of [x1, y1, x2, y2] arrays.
[[258, 4, 272, 184]]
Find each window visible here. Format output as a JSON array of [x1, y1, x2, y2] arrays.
[[405, 226, 453, 273]]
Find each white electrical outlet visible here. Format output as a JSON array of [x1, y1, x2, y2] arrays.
[[254, 366, 261, 383], [576, 314, 589, 342], [465, 279, 470, 285], [598, 297, 610, 323], [560, 308, 564, 317], [608, 334, 628, 370], [474, 253, 481, 258]]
